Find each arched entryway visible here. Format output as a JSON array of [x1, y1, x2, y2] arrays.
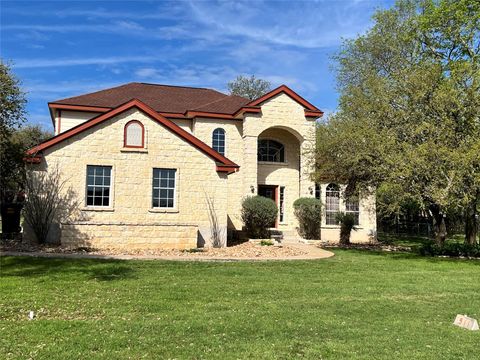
[[256, 127, 302, 228]]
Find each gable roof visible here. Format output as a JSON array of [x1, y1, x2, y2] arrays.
[[50, 82, 251, 115], [48, 83, 323, 119], [247, 85, 324, 117], [28, 99, 239, 174]]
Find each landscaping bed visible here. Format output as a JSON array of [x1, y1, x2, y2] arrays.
[[0, 239, 309, 258]]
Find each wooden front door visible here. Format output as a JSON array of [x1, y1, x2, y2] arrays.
[[258, 185, 278, 228]]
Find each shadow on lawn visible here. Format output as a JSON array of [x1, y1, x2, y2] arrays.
[[0, 256, 137, 281]]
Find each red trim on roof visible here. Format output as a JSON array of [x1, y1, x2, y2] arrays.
[[247, 85, 321, 111], [23, 156, 41, 164], [216, 165, 239, 174], [305, 110, 324, 118], [186, 111, 236, 119], [49, 103, 112, 113], [29, 99, 239, 173]]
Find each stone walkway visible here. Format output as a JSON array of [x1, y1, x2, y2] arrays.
[[0, 244, 334, 262]]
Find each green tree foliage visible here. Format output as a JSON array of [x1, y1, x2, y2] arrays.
[[241, 196, 278, 238], [314, 0, 480, 245], [293, 197, 322, 239], [335, 212, 357, 245], [227, 75, 271, 100]]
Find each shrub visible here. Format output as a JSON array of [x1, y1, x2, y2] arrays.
[[293, 197, 322, 239], [260, 240, 274, 246], [418, 241, 480, 257], [336, 212, 356, 245], [241, 196, 278, 238]]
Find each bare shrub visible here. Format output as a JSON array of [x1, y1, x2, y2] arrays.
[[205, 192, 224, 248], [23, 166, 80, 244]]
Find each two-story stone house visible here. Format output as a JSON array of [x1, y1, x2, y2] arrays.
[[26, 83, 376, 249]]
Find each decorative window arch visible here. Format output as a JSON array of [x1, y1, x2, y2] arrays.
[[257, 139, 285, 162], [212, 128, 226, 156], [124, 120, 144, 148], [345, 186, 360, 225], [325, 183, 340, 225]]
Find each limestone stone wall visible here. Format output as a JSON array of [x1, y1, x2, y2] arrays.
[[191, 118, 244, 229], [61, 222, 198, 250], [37, 108, 229, 249]]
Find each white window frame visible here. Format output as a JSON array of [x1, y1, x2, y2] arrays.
[[152, 168, 177, 210], [85, 165, 113, 208]]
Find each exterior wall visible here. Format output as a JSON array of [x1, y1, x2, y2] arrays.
[[57, 110, 101, 134], [317, 183, 377, 243], [34, 108, 228, 250], [192, 118, 244, 230], [171, 119, 193, 133]]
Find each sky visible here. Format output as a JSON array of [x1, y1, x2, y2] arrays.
[[1, 0, 394, 130]]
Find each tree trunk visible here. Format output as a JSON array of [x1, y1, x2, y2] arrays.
[[430, 205, 446, 246], [465, 202, 478, 245]]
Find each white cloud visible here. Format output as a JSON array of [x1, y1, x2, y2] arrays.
[[13, 56, 159, 69]]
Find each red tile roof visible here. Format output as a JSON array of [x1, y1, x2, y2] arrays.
[[51, 82, 251, 115]]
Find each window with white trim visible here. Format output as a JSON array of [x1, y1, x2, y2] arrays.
[[257, 139, 285, 162], [325, 183, 340, 225], [212, 128, 226, 155], [152, 168, 176, 208], [345, 191, 360, 225], [86, 165, 112, 207], [124, 120, 144, 148]]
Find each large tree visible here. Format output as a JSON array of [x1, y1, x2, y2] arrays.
[[227, 75, 271, 100], [314, 0, 480, 245]]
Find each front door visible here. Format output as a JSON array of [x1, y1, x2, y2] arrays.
[[258, 185, 278, 228]]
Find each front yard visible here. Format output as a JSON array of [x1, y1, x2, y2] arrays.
[[1, 250, 479, 359]]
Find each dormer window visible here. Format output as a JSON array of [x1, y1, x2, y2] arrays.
[[124, 120, 144, 148]]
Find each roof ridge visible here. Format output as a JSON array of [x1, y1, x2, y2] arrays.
[[138, 82, 223, 93]]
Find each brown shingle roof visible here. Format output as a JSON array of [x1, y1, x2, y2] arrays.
[[51, 82, 250, 115]]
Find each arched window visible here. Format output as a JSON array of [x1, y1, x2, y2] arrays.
[[212, 128, 225, 155], [345, 187, 360, 225], [257, 139, 285, 162], [325, 183, 340, 225], [124, 120, 144, 148]]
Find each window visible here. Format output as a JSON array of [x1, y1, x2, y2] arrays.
[[257, 139, 285, 162], [124, 120, 144, 148], [212, 128, 225, 156], [152, 168, 176, 208], [86, 165, 112, 207], [346, 192, 360, 226], [279, 186, 285, 223], [325, 183, 340, 225]]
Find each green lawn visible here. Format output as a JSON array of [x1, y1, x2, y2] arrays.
[[1, 251, 479, 359]]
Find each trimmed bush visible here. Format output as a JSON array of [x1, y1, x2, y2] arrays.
[[241, 196, 278, 239], [418, 241, 480, 257], [293, 197, 322, 239], [336, 212, 356, 245]]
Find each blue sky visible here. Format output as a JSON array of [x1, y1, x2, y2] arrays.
[[2, 0, 394, 130]]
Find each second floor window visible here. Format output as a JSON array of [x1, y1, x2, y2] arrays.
[[212, 128, 225, 155], [257, 139, 285, 162], [124, 120, 144, 148], [86, 165, 112, 207]]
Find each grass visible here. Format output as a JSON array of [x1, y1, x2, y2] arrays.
[[1, 251, 479, 359]]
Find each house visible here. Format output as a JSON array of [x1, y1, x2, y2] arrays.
[[26, 83, 376, 249]]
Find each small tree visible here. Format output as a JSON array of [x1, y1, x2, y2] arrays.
[[23, 166, 80, 244], [227, 75, 271, 100], [241, 196, 277, 238], [293, 197, 322, 239], [336, 213, 357, 245]]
